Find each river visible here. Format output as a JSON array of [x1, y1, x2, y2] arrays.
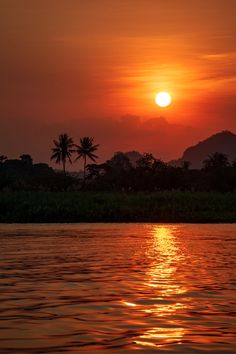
[[0, 224, 235, 353]]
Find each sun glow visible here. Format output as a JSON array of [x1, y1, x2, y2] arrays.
[[155, 92, 172, 107]]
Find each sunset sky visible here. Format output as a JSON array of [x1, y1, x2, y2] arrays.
[[1, 0, 236, 167]]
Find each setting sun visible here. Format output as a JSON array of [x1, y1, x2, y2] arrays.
[[155, 92, 172, 107]]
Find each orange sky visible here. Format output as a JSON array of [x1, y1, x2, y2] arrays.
[[1, 0, 236, 167]]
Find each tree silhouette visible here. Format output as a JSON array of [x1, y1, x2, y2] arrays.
[[136, 153, 156, 170], [20, 154, 33, 165], [232, 158, 236, 168], [202, 152, 229, 170], [107, 152, 132, 171], [181, 160, 191, 171], [75, 137, 99, 180], [202, 152, 230, 191], [51, 134, 74, 174]]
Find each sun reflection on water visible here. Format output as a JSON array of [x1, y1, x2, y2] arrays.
[[145, 226, 187, 295], [135, 225, 187, 348]]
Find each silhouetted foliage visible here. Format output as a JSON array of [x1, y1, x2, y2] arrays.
[[1, 144, 236, 194], [1, 190, 236, 223], [181, 160, 191, 170], [51, 134, 74, 174], [0, 154, 80, 192], [20, 154, 33, 165], [75, 137, 99, 180], [202, 152, 229, 170], [201, 153, 231, 191], [136, 153, 156, 170], [84, 151, 236, 193]]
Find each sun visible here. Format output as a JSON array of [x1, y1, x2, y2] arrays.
[[155, 92, 172, 107]]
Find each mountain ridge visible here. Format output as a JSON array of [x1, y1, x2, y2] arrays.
[[171, 130, 236, 169]]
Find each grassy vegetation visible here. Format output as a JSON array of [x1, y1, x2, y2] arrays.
[[0, 191, 236, 223]]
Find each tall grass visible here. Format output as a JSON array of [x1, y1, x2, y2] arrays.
[[0, 191, 236, 223]]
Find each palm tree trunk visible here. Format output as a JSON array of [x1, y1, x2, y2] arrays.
[[63, 160, 66, 174], [83, 156, 87, 181]]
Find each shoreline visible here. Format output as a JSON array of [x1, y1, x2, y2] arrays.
[[1, 191, 236, 223]]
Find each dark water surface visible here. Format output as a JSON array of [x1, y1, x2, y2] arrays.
[[0, 224, 235, 354]]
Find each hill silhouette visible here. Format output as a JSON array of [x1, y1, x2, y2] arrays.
[[172, 131, 236, 169]]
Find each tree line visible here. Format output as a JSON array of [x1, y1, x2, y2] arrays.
[[1, 133, 236, 192]]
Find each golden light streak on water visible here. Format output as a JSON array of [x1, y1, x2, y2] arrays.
[[136, 226, 187, 347], [121, 301, 137, 307]]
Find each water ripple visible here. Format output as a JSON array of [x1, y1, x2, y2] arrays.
[[0, 223, 236, 353]]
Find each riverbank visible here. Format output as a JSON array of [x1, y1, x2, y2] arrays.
[[1, 191, 236, 223]]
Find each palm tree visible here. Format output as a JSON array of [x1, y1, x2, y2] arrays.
[[75, 137, 99, 180], [51, 133, 74, 174]]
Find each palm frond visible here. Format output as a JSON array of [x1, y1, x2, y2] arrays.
[[51, 133, 75, 171], [74, 153, 83, 162], [87, 152, 98, 161]]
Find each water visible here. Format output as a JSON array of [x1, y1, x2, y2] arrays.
[[0, 224, 235, 354]]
